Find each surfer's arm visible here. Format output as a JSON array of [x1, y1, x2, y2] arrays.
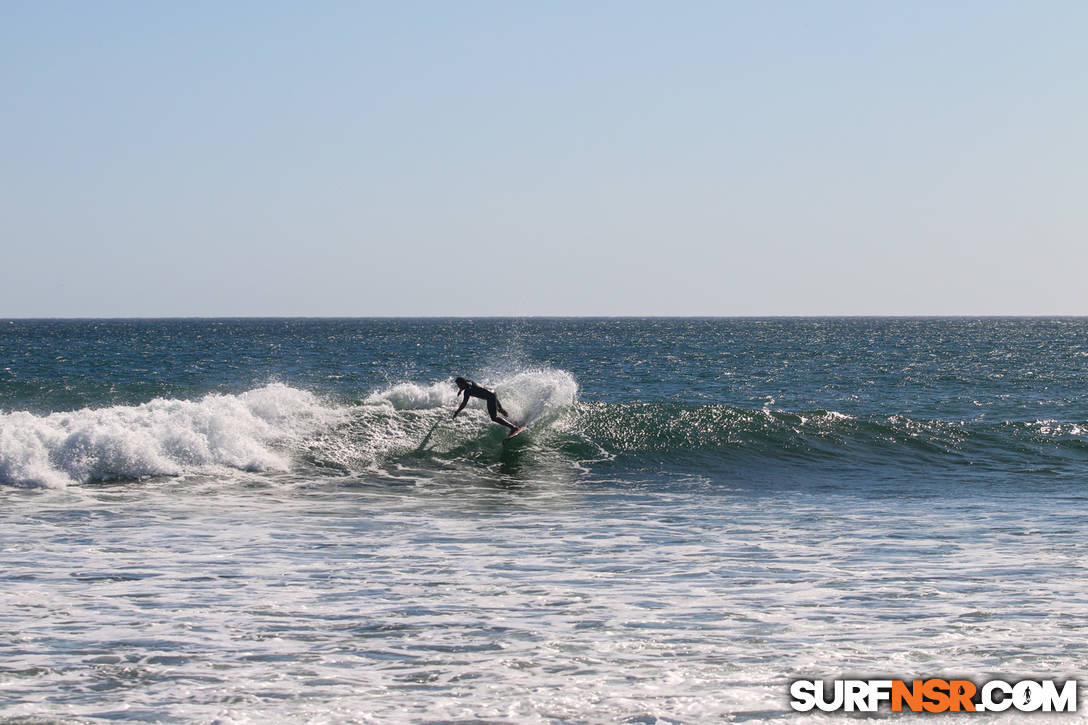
[[452, 392, 468, 419]]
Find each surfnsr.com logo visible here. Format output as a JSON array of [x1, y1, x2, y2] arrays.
[[789, 679, 1077, 713]]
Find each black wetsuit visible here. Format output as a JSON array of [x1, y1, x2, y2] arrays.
[[458, 379, 504, 419]]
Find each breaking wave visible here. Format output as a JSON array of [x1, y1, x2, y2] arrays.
[[2, 367, 1085, 489], [0, 384, 343, 489]]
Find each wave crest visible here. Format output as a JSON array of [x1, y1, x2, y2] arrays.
[[0, 384, 342, 489], [364, 381, 456, 410]]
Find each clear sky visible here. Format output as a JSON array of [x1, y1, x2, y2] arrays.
[[2, 1, 1085, 317]]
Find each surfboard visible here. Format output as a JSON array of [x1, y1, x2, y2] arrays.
[[503, 425, 526, 443]]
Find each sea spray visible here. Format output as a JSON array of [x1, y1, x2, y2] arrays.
[[493, 368, 579, 426], [363, 381, 458, 410]]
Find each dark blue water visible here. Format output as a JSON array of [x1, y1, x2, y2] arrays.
[[6, 318, 1087, 412]]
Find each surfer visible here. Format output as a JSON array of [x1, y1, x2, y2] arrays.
[[452, 377, 523, 438]]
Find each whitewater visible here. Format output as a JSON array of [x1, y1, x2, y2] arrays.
[[0, 370, 581, 490], [2, 318, 1087, 723]]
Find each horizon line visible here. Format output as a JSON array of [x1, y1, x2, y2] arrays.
[[4, 314, 1087, 321]]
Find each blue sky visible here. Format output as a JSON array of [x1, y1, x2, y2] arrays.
[[2, 1, 1085, 316]]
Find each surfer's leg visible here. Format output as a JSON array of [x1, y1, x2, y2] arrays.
[[487, 396, 518, 431]]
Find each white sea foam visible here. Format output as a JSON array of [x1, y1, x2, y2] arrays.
[[1, 475, 1070, 724], [0, 372, 581, 488], [363, 381, 457, 410], [0, 384, 342, 489]]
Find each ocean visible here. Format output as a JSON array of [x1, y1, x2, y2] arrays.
[[1, 318, 1086, 723]]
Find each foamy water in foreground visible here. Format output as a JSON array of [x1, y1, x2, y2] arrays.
[[4, 469, 1085, 723]]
